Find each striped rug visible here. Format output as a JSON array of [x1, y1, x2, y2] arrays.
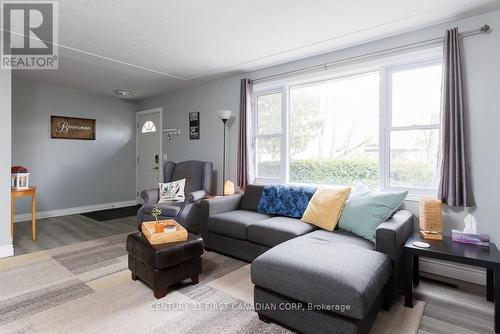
[[0, 233, 425, 333]]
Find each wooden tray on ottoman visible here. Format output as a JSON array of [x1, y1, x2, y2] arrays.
[[141, 220, 188, 245]]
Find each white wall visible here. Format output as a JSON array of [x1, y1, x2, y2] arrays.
[[12, 79, 138, 216], [138, 10, 500, 243], [0, 69, 13, 257]]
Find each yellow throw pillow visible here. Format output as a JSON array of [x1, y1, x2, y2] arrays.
[[302, 186, 352, 231]]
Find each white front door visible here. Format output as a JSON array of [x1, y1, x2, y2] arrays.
[[137, 110, 162, 203]]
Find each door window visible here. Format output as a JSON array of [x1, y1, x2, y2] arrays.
[[141, 121, 156, 133]]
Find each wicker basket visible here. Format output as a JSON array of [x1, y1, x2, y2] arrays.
[[419, 197, 443, 240]]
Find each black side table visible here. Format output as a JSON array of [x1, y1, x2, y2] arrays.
[[404, 233, 500, 333]]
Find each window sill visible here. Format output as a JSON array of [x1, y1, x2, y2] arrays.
[[404, 193, 436, 202]]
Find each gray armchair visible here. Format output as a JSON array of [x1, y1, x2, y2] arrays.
[[137, 160, 213, 234]]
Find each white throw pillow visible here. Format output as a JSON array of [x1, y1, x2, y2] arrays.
[[158, 179, 186, 203]]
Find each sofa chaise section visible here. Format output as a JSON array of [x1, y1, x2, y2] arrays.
[[251, 232, 393, 334]]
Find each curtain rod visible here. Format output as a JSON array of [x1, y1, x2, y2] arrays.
[[252, 24, 490, 84]]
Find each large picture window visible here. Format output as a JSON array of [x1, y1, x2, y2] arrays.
[[289, 72, 380, 188], [253, 55, 442, 195]]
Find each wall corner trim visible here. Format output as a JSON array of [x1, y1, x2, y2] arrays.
[[14, 200, 138, 223]]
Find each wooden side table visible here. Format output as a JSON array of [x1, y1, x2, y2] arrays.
[[11, 186, 37, 240]]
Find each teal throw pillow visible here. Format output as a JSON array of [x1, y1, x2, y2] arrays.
[[338, 185, 407, 242]]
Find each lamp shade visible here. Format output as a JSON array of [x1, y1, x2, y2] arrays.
[[217, 109, 232, 120]]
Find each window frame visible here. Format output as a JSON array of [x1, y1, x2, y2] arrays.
[[252, 53, 443, 197], [141, 120, 157, 133], [253, 87, 287, 183], [382, 58, 443, 196]]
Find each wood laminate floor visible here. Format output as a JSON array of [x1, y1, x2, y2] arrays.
[[416, 274, 494, 334], [12, 214, 137, 255], [10, 214, 495, 333]]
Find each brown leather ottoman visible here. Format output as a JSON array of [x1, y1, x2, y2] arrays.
[[126, 232, 204, 299]]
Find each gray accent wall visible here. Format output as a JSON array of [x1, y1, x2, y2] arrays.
[[138, 10, 500, 243], [0, 69, 12, 253], [12, 78, 137, 214], [138, 77, 241, 195]]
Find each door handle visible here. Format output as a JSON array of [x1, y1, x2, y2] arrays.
[[153, 166, 159, 170]]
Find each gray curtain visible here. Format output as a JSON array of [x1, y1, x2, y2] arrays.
[[438, 27, 474, 207], [237, 78, 253, 189]]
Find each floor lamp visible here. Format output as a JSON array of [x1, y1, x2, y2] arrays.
[[217, 110, 232, 195]]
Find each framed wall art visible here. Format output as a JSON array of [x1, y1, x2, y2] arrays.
[[189, 112, 200, 140], [51, 116, 96, 140]]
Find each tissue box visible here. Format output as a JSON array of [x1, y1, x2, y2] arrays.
[[452, 230, 490, 247]]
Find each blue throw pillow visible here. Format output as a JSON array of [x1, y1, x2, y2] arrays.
[[257, 184, 317, 218], [338, 185, 407, 242]]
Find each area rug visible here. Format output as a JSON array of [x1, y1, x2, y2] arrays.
[[0, 233, 425, 333]]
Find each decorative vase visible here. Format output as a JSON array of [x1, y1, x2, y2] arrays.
[[154, 222, 165, 233]]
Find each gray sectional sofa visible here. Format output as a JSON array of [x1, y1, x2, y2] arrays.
[[200, 184, 414, 334]]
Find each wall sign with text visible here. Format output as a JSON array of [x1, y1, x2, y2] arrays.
[[51, 116, 96, 140], [189, 112, 200, 140]]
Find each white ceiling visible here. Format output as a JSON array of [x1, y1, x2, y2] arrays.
[[11, 0, 500, 99]]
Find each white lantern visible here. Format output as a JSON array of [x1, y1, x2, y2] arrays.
[[11, 173, 30, 190]]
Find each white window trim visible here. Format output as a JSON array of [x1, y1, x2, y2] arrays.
[[253, 88, 286, 184], [252, 51, 443, 197], [383, 58, 442, 196]]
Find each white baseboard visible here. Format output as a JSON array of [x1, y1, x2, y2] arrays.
[[0, 244, 14, 258], [14, 200, 138, 223], [419, 257, 486, 286]]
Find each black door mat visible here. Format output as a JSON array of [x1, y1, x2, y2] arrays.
[[81, 205, 141, 221]]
